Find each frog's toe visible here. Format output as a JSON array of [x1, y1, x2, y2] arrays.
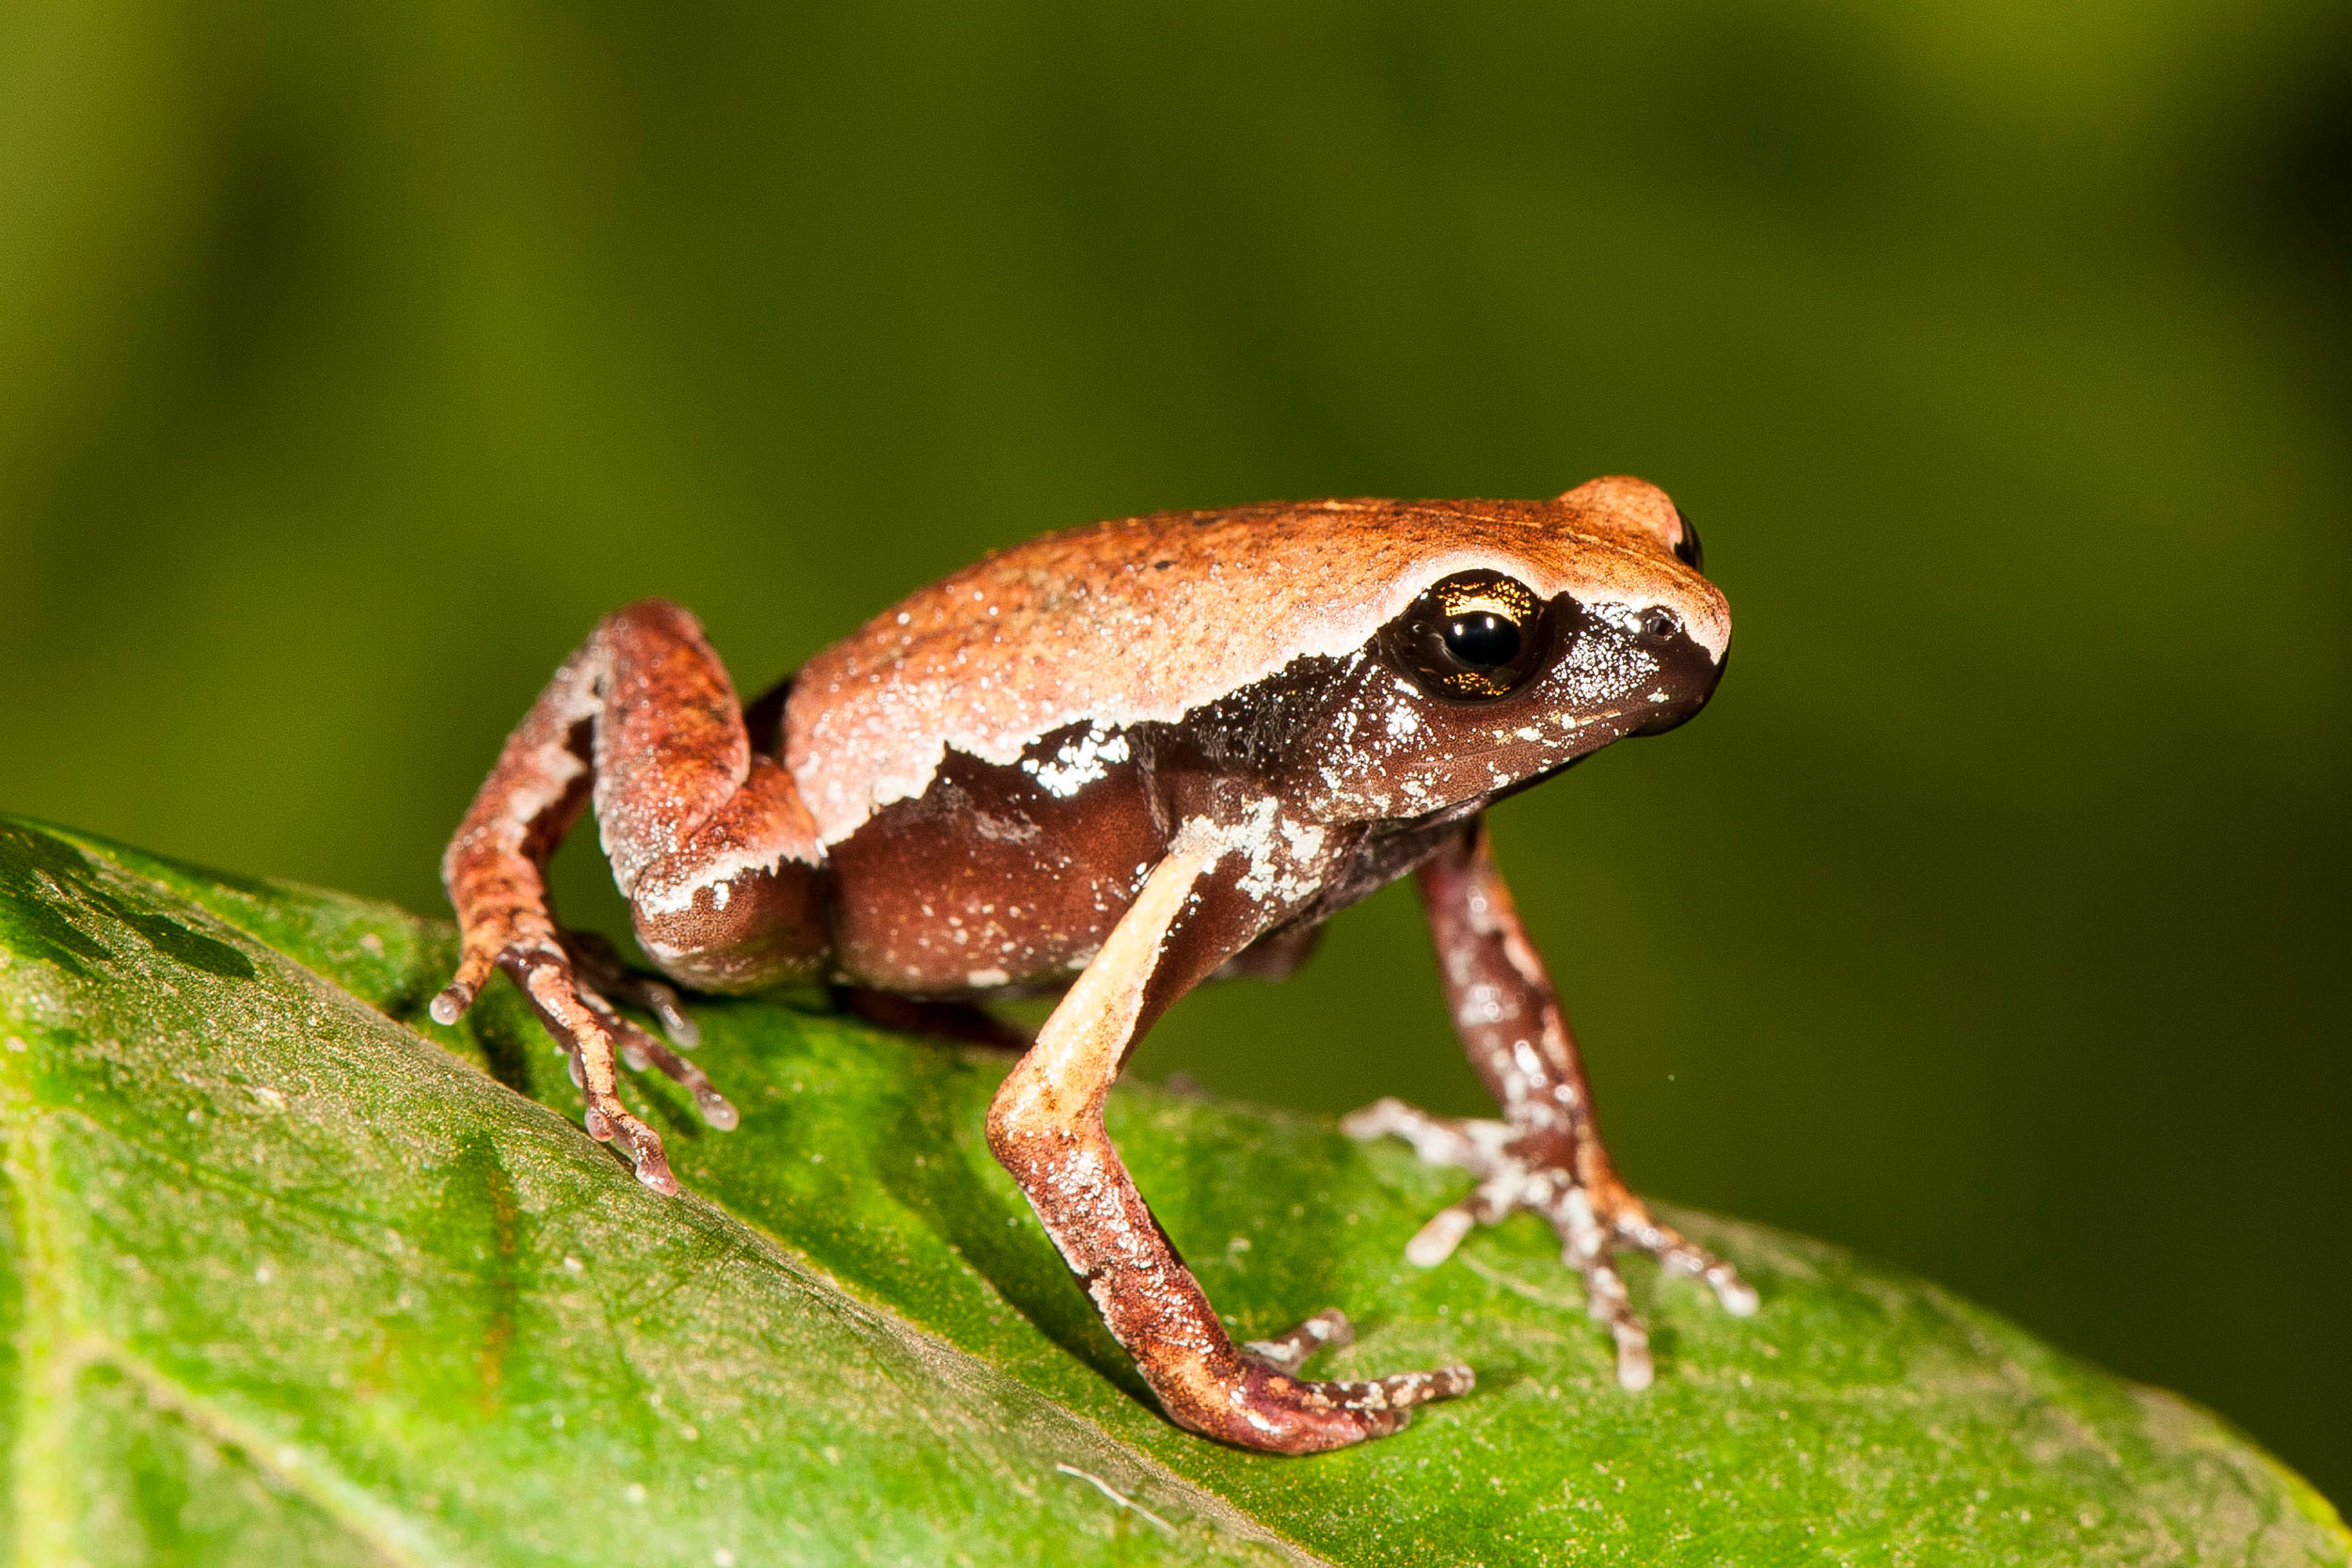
[[1609, 1203, 1758, 1317], [1195, 1310, 1471, 1451], [1414, 1164, 1565, 1266], [1340, 1098, 1522, 1235], [1240, 1307, 1355, 1371], [582, 1097, 679, 1195], [560, 928, 702, 1048], [579, 988, 739, 1130], [1340, 1097, 1496, 1167], [1292, 1361, 1476, 1421], [1588, 1259, 1654, 1390], [1551, 1186, 1759, 1338]]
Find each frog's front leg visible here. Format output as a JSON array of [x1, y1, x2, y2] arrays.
[[1343, 818, 1756, 1390], [433, 599, 828, 1192], [988, 824, 1472, 1453]]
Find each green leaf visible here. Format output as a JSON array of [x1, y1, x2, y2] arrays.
[[1, 815, 2344, 1567]]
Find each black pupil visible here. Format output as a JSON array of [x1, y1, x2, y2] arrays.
[[1444, 612, 1520, 671]]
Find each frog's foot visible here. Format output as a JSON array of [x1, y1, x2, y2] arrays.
[[1193, 1308, 1471, 1450], [431, 937, 737, 1194], [1339, 1097, 1756, 1391], [557, 928, 701, 1048], [574, 979, 739, 1132]]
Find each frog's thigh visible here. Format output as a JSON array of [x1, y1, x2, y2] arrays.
[[584, 601, 830, 991], [439, 598, 817, 1192]]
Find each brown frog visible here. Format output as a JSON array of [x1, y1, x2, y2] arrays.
[[433, 474, 1756, 1454]]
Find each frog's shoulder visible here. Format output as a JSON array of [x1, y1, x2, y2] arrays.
[[784, 491, 1718, 845]]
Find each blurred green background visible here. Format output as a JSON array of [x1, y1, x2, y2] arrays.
[[3, 0, 2346, 1503]]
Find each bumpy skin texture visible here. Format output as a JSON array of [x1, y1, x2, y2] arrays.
[[437, 476, 1753, 1452]]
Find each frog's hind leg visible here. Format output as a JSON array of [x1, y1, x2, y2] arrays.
[[434, 599, 824, 1191]]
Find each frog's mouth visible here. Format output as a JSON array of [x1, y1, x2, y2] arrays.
[[1630, 641, 1728, 738]]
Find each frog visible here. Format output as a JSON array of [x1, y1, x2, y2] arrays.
[[431, 474, 1756, 1455]]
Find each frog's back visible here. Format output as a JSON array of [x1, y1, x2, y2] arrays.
[[785, 489, 1719, 847]]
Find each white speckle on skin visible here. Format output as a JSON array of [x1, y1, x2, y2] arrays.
[[1279, 817, 1327, 864], [1020, 725, 1131, 798], [1175, 801, 1330, 908], [972, 811, 1040, 844], [966, 967, 1010, 989], [1228, 801, 1288, 902], [1458, 986, 1505, 1026]]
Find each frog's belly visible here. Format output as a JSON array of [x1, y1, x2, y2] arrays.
[[821, 740, 1167, 993]]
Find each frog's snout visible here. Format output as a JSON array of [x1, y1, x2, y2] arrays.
[[1629, 639, 1728, 738]]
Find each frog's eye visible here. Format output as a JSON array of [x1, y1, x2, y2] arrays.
[[1671, 508, 1704, 572], [1381, 571, 1551, 701]]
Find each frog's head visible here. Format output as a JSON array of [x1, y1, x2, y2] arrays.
[[1288, 476, 1729, 824]]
